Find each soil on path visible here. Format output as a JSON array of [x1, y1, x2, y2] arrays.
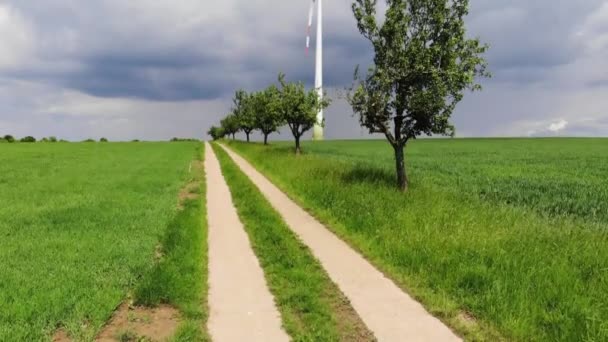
[[219, 144, 461, 342], [205, 142, 289, 342]]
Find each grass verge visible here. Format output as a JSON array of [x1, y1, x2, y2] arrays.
[[226, 139, 608, 342], [212, 143, 374, 341], [135, 144, 209, 341]]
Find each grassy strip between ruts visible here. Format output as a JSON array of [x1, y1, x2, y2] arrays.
[[135, 144, 209, 341], [212, 143, 375, 341], [226, 140, 608, 342]]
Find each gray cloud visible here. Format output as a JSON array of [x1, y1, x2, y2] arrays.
[[0, 0, 607, 140]]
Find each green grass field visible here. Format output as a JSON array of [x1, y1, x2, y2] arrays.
[[0, 142, 206, 341], [226, 138, 608, 341]]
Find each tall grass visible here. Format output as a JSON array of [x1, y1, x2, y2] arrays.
[[227, 139, 608, 341], [135, 145, 209, 341]]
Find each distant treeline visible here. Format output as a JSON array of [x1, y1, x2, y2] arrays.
[[0, 135, 104, 143], [0, 135, 65, 143], [170, 137, 200, 142], [1, 135, 201, 143]]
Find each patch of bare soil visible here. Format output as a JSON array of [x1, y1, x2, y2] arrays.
[[95, 303, 180, 342], [457, 311, 478, 329], [326, 287, 376, 342], [52, 329, 70, 342]]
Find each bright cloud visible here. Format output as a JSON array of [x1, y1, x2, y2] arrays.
[[0, 4, 33, 69], [548, 120, 568, 132]]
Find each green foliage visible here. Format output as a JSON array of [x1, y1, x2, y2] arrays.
[[83, 138, 96, 143], [227, 138, 608, 341], [0, 142, 201, 340], [20, 136, 36, 143], [40, 136, 59, 143], [253, 85, 284, 145], [278, 73, 330, 154], [100, 137, 109, 142], [220, 114, 240, 139], [3, 135, 15, 143], [210, 73, 329, 149], [348, 0, 489, 190], [171, 138, 198, 142], [213, 144, 371, 340], [206, 126, 225, 141], [231, 90, 257, 141]]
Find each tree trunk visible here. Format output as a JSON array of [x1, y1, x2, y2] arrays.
[[394, 144, 408, 191], [232, 133, 235, 140], [295, 135, 301, 155], [264, 133, 269, 145], [246, 131, 250, 142]]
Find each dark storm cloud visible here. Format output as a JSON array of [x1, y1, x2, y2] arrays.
[[2, 0, 586, 100], [1, 0, 608, 140], [468, 0, 605, 84], [2, 0, 374, 102]]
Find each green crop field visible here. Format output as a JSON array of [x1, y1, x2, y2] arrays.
[[226, 138, 608, 341], [0, 142, 206, 341]]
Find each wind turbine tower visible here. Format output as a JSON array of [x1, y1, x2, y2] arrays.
[[307, 0, 324, 140]]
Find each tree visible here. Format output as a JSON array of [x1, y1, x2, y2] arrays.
[[253, 86, 284, 145], [207, 126, 225, 141], [278, 73, 330, 154], [3, 135, 15, 143], [220, 114, 240, 140], [348, 0, 489, 191], [100, 137, 109, 142], [49, 136, 57, 142], [20, 136, 36, 143], [232, 90, 256, 142]]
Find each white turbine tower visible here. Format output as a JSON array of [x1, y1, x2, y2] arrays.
[[306, 0, 324, 140]]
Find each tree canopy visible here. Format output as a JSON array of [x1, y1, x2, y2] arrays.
[[207, 126, 225, 141], [232, 90, 257, 142], [348, 0, 489, 190], [278, 73, 330, 154], [253, 85, 284, 145], [220, 114, 240, 140]]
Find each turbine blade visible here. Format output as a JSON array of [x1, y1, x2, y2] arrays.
[[306, 0, 315, 54], [308, 0, 314, 28]]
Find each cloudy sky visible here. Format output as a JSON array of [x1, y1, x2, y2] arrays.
[[1, 0, 607, 141]]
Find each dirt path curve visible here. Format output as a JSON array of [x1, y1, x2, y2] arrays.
[[205, 143, 289, 342], [220, 144, 461, 342]]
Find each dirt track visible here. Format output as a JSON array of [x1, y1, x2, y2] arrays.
[[205, 142, 288, 342], [219, 143, 461, 342]]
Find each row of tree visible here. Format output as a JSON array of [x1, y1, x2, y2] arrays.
[[1, 136, 201, 143], [0, 135, 111, 143], [208, 73, 330, 154], [1, 135, 53, 143]]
